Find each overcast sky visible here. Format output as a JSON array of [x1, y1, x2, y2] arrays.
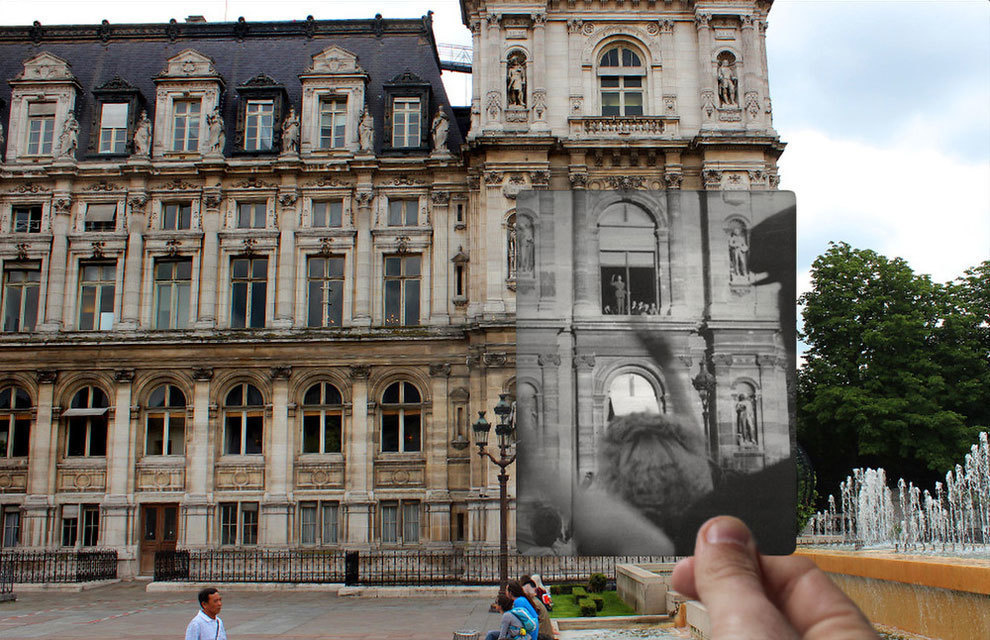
[[2, 0, 987, 289]]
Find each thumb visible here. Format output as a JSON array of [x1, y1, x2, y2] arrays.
[[693, 516, 796, 640]]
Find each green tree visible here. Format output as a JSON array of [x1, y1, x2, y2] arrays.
[[797, 243, 985, 502]]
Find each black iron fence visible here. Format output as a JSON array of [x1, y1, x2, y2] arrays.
[[0, 550, 118, 583], [0, 555, 13, 601], [155, 548, 674, 585]]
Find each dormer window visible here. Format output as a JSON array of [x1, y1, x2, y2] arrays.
[[392, 98, 421, 148], [234, 74, 287, 155], [26, 102, 56, 155], [383, 72, 431, 153], [89, 76, 143, 158], [599, 45, 645, 116], [98, 103, 128, 154], [172, 100, 202, 152]]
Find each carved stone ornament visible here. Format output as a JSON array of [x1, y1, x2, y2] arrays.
[[712, 353, 735, 368], [278, 192, 298, 207], [91, 241, 106, 258], [52, 198, 71, 213], [646, 21, 661, 36], [242, 237, 258, 255], [355, 190, 373, 207], [566, 19, 583, 34], [486, 91, 502, 120], [395, 236, 411, 255], [318, 237, 335, 257], [8, 184, 43, 194], [87, 181, 121, 192], [664, 172, 683, 190], [269, 366, 292, 380], [537, 353, 561, 367], [582, 22, 596, 35], [532, 89, 547, 121], [15, 243, 30, 260], [664, 96, 677, 114], [745, 91, 761, 119], [701, 90, 717, 119], [768, 173, 781, 189], [115, 369, 136, 383], [703, 169, 722, 189], [348, 364, 370, 379], [232, 177, 276, 189], [429, 363, 452, 377], [569, 172, 588, 189], [661, 19, 675, 34], [430, 191, 450, 205], [605, 176, 646, 191], [165, 239, 182, 257], [36, 369, 58, 384], [128, 195, 148, 212], [530, 170, 551, 188], [383, 175, 425, 186], [483, 352, 508, 368], [574, 354, 596, 370], [484, 171, 503, 186], [163, 178, 196, 191], [192, 368, 214, 381], [202, 192, 223, 209]]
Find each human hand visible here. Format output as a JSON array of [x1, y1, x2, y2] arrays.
[[671, 516, 877, 639]]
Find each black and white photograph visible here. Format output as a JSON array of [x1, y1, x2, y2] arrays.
[[514, 189, 797, 556]]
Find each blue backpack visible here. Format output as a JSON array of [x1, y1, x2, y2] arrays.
[[509, 606, 538, 636]]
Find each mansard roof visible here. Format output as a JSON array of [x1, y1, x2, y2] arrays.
[[0, 14, 461, 154]]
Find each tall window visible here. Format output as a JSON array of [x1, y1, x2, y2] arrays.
[[381, 500, 419, 543], [26, 102, 56, 155], [220, 502, 258, 546], [392, 98, 420, 148], [223, 383, 264, 455], [0, 385, 31, 458], [162, 202, 192, 231], [84, 203, 117, 232], [381, 381, 421, 453], [172, 99, 201, 152], [230, 257, 267, 328], [244, 100, 274, 151], [299, 501, 339, 545], [307, 256, 344, 328], [311, 200, 343, 228], [2, 265, 40, 332], [388, 199, 418, 226], [99, 103, 128, 154], [599, 46, 645, 116], [61, 505, 99, 547], [145, 384, 186, 456], [1, 507, 20, 547], [302, 382, 343, 453], [237, 202, 266, 229], [599, 204, 658, 315], [12, 205, 42, 233], [154, 259, 192, 330], [78, 262, 116, 330], [318, 98, 347, 149], [65, 386, 109, 457], [81, 506, 100, 546], [383, 255, 420, 326]]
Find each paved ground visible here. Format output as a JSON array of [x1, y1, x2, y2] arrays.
[[0, 581, 503, 639]]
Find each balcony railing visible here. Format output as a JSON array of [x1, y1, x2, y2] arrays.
[[569, 116, 677, 138], [155, 548, 674, 585], [0, 549, 118, 583]]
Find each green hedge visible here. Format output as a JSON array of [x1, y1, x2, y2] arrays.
[[571, 586, 588, 602], [592, 595, 604, 611], [578, 597, 598, 617], [588, 573, 607, 593], [550, 584, 575, 595]]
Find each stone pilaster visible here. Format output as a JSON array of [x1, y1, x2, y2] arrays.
[[183, 369, 213, 546], [195, 196, 221, 328], [23, 371, 57, 546], [118, 196, 147, 329], [273, 192, 298, 328], [39, 200, 70, 332], [352, 190, 373, 326]]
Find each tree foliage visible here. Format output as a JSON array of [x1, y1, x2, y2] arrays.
[[798, 243, 989, 502]]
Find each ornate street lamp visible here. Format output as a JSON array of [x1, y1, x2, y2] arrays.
[[473, 393, 516, 589]]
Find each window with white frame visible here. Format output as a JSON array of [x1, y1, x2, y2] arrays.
[[237, 202, 266, 229], [244, 100, 274, 151], [12, 205, 42, 233], [391, 97, 420, 148], [65, 386, 109, 457], [380, 381, 421, 453], [1, 506, 20, 547], [77, 262, 116, 331], [26, 102, 56, 155], [98, 103, 129, 154], [311, 200, 343, 228], [2, 264, 40, 333], [383, 255, 420, 326], [154, 259, 192, 330], [162, 202, 192, 231], [307, 256, 344, 328], [223, 383, 264, 455], [220, 502, 258, 546], [387, 199, 418, 226], [301, 382, 343, 453], [230, 257, 267, 328], [171, 99, 202, 152], [145, 384, 186, 456], [0, 385, 31, 458], [599, 45, 645, 116], [299, 501, 339, 545], [380, 500, 419, 543], [318, 97, 347, 149]]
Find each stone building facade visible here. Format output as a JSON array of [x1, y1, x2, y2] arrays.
[[0, 0, 786, 575]]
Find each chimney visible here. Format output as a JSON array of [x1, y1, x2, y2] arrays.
[[185, 16, 207, 23]]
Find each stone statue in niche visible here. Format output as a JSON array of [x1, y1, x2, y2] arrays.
[[735, 393, 757, 445], [516, 216, 535, 274], [717, 56, 738, 107], [358, 108, 374, 152], [0, 122, 5, 157], [728, 226, 750, 279], [431, 108, 449, 152], [506, 52, 527, 108], [59, 112, 79, 158], [206, 109, 225, 155], [281, 107, 299, 154], [507, 219, 517, 279], [133, 110, 152, 156]]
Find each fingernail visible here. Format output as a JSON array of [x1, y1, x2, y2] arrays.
[[704, 518, 751, 548]]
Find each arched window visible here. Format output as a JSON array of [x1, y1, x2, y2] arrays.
[[302, 382, 343, 454], [145, 384, 186, 456], [599, 203, 659, 315], [65, 386, 109, 457], [599, 45, 644, 116], [607, 373, 661, 421], [381, 381, 421, 453], [224, 383, 264, 455], [0, 385, 31, 458]]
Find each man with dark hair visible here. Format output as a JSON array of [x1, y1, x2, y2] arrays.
[[185, 587, 226, 640]]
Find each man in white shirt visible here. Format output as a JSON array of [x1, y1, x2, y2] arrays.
[[185, 587, 227, 640]]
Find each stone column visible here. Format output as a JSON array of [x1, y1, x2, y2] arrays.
[[758, 19, 772, 127], [483, 175, 506, 315], [426, 364, 451, 544], [430, 192, 451, 324], [344, 365, 372, 543], [118, 196, 147, 330], [484, 14, 503, 132], [664, 172, 688, 315], [273, 193, 298, 328], [263, 366, 291, 546], [659, 20, 678, 119], [196, 193, 222, 329], [103, 370, 137, 576], [574, 354, 596, 480], [23, 370, 58, 547], [468, 19, 482, 137], [352, 190, 373, 326], [531, 13, 548, 130], [183, 368, 213, 547], [741, 15, 760, 129], [40, 199, 71, 332], [571, 190, 597, 317]]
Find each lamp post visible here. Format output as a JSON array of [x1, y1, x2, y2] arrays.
[[472, 393, 516, 590]]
